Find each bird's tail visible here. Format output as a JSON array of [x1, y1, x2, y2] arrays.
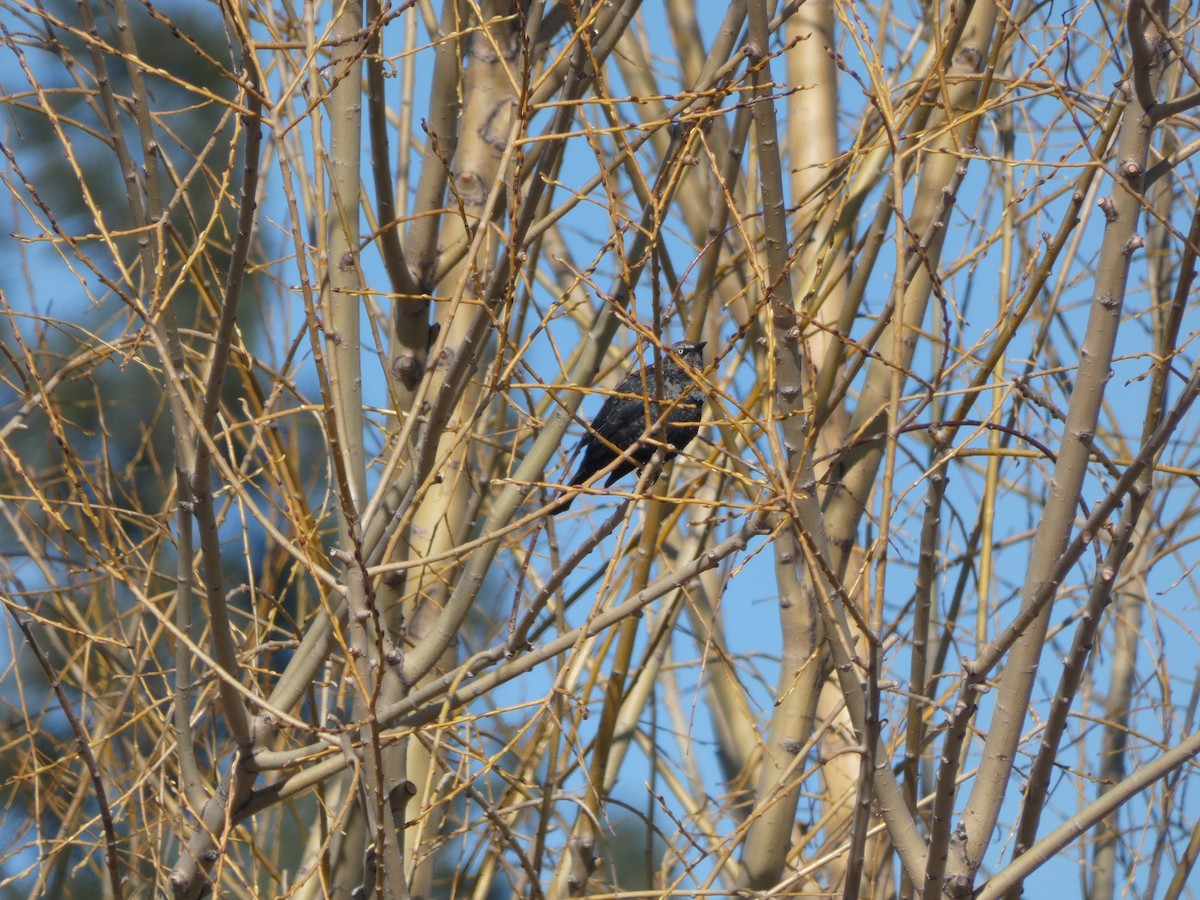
[[547, 490, 575, 515]]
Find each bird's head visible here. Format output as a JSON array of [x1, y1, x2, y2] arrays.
[[669, 340, 706, 367]]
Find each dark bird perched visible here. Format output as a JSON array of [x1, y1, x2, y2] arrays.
[[551, 340, 706, 513]]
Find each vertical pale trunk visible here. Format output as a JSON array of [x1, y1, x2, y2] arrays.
[[389, 6, 519, 892]]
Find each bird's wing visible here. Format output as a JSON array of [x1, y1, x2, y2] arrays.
[[587, 368, 652, 427], [581, 395, 621, 445]]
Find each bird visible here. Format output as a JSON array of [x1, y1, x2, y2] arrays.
[[551, 340, 706, 513]]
